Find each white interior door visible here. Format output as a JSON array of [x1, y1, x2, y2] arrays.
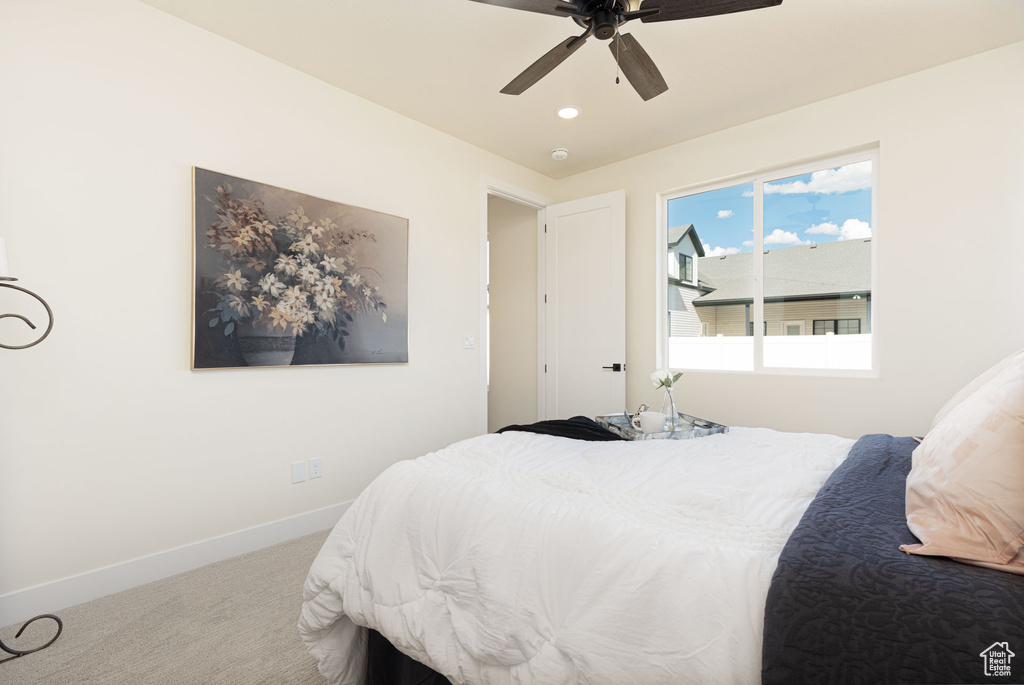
[[543, 190, 626, 419]]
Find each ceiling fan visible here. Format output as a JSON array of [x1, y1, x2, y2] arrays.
[[470, 0, 783, 101]]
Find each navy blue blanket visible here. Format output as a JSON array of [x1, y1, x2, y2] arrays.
[[763, 434, 1024, 685]]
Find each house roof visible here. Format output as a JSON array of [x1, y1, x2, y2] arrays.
[[693, 239, 872, 305], [667, 224, 705, 258]]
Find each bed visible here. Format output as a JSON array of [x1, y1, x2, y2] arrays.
[[299, 373, 1024, 685]]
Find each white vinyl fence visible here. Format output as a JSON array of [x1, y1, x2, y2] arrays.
[[668, 333, 872, 371]]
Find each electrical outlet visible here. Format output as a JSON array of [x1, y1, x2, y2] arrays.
[[463, 334, 475, 349], [291, 461, 306, 484], [310, 458, 322, 479]]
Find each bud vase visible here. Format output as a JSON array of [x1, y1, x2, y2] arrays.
[[660, 385, 677, 430]]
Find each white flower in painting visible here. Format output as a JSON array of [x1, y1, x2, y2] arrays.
[[345, 273, 364, 288], [298, 263, 320, 284], [223, 270, 248, 291], [320, 256, 341, 273], [258, 273, 285, 297], [290, 234, 320, 257], [280, 285, 307, 307], [318, 276, 342, 298], [315, 291, 336, 311], [275, 254, 299, 276], [287, 206, 310, 226]]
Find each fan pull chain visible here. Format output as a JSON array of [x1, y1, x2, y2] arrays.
[[614, 27, 620, 84]]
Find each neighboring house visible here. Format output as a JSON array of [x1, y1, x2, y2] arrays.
[[666, 224, 707, 336], [667, 226, 872, 337]]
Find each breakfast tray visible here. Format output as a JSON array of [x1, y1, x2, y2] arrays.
[[596, 412, 728, 441]]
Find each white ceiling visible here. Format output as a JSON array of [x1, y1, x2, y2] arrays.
[[135, 0, 1024, 179]]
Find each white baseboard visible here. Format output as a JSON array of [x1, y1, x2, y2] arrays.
[[0, 501, 352, 628]]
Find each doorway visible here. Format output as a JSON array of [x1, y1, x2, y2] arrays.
[[487, 195, 541, 433]]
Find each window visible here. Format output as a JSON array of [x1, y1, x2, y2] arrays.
[[782, 320, 805, 336], [678, 253, 693, 282], [663, 150, 876, 373], [814, 319, 862, 335]]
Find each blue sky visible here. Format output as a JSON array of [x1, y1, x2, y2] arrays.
[[667, 161, 873, 256]]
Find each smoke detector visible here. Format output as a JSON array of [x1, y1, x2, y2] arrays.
[[551, 148, 569, 161]]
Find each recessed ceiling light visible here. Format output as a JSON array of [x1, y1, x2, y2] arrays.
[[551, 148, 569, 161], [556, 105, 581, 120]]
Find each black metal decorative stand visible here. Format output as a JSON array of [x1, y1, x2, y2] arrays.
[[1, 277, 60, 663], [0, 615, 63, 663], [0, 277, 54, 349]]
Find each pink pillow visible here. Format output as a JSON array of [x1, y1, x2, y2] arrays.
[[901, 351, 1024, 574], [929, 348, 1024, 431]]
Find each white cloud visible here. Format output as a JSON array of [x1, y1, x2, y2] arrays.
[[764, 161, 872, 195], [807, 218, 872, 240], [717, 210, 733, 219], [742, 240, 754, 247], [764, 229, 811, 246], [806, 221, 840, 235], [702, 243, 741, 257]]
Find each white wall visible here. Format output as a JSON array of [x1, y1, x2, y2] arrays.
[[555, 42, 1024, 439], [487, 196, 539, 432], [0, 0, 554, 600]]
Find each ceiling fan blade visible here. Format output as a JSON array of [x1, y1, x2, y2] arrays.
[[609, 33, 668, 101], [501, 35, 588, 95], [468, 0, 580, 18], [639, 0, 782, 22]]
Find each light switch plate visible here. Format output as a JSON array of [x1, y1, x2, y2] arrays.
[[291, 461, 306, 484]]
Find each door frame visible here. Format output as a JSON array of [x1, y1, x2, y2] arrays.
[[478, 176, 551, 435]]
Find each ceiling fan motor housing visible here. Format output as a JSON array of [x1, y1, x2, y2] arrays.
[[592, 10, 618, 39]]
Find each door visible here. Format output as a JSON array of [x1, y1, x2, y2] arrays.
[[543, 190, 626, 419]]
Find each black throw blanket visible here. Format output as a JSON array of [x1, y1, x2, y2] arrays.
[[762, 434, 1024, 685], [496, 415, 626, 441], [366, 416, 622, 684]]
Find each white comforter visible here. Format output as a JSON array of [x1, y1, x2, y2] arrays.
[[299, 427, 853, 685]]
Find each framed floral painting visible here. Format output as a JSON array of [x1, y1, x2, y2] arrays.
[[191, 168, 408, 369]]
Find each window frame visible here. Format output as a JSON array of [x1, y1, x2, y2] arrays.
[[656, 148, 880, 378], [814, 318, 863, 335]]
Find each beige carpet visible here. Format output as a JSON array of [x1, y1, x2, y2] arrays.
[[0, 529, 332, 684]]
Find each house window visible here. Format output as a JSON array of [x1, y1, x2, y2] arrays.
[[678, 253, 693, 282], [663, 150, 876, 374], [814, 319, 862, 335], [781, 320, 805, 336]]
